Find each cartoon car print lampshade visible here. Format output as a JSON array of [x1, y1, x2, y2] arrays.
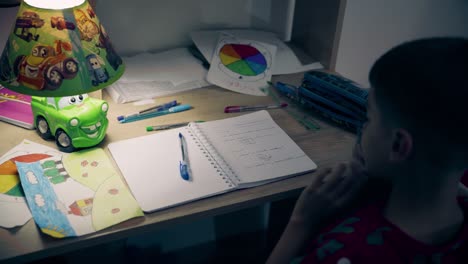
[[0, 0, 124, 97]]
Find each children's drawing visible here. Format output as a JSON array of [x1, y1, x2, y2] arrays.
[[16, 148, 143, 238], [207, 37, 277, 96], [0, 153, 52, 196], [16, 161, 77, 237], [0, 140, 60, 228]]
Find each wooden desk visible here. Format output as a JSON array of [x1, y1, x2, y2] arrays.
[[0, 73, 355, 263]]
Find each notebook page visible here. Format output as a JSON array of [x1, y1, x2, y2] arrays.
[[108, 126, 235, 213], [197, 110, 317, 187]]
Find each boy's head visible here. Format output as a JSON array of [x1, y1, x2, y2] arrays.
[[360, 37, 468, 179]]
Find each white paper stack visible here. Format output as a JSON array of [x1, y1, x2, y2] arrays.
[[106, 48, 211, 104]]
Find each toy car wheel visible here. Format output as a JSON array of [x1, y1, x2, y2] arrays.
[[55, 129, 75, 153], [36, 116, 52, 139], [45, 68, 63, 90], [63, 59, 78, 75], [26, 33, 33, 42]]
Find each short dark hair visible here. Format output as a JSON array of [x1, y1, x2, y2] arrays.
[[369, 37, 468, 165]]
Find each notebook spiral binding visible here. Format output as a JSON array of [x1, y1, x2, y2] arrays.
[[186, 123, 239, 187]]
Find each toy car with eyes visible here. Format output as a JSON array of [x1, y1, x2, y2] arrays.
[[86, 54, 109, 86], [13, 41, 78, 91], [31, 94, 109, 152]]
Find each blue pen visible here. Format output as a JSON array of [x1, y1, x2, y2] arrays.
[[119, 104, 192, 123], [178, 132, 192, 181], [117, 100, 177, 121]]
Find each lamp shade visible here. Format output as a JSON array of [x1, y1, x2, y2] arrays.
[[0, 0, 124, 97]]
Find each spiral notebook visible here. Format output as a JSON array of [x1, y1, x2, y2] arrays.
[[108, 110, 317, 213]]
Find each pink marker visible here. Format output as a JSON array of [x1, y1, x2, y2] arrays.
[[224, 103, 288, 113]]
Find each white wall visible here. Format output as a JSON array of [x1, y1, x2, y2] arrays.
[[94, 0, 294, 56], [95, 0, 254, 56], [335, 0, 468, 87]]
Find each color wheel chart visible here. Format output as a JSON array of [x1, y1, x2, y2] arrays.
[[207, 38, 276, 96], [219, 44, 267, 77]]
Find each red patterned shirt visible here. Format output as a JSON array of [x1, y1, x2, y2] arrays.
[[297, 197, 468, 264]]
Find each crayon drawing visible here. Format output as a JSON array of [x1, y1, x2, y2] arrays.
[[16, 148, 143, 238], [0, 140, 60, 228]]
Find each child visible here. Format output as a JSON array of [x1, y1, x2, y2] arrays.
[[267, 37, 468, 263]]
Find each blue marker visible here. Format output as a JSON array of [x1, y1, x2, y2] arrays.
[[178, 132, 192, 181], [119, 104, 192, 123]]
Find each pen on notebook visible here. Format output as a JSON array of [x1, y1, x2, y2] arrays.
[[116, 100, 177, 121], [146, 121, 204, 132], [178, 132, 192, 181], [119, 104, 192, 123], [224, 103, 288, 113]]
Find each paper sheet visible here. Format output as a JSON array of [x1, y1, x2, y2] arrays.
[[190, 29, 323, 75], [0, 194, 32, 228], [0, 140, 61, 228], [105, 48, 211, 103], [206, 37, 276, 96], [16, 148, 143, 238]]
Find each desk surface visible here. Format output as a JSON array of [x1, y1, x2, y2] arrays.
[[0, 73, 355, 263]]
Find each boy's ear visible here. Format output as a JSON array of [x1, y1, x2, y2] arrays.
[[389, 128, 413, 162]]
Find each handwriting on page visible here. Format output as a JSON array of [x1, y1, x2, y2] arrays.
[[205, 116, 307, 172]]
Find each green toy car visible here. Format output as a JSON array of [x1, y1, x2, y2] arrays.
[[31, 94, 109, 152]]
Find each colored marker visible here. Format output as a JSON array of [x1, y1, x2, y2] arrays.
[[146, 121, 205, 132], [178, 132, 192, 181], [224, 103, 288, 113], [119, 104, 192, 123], [117, 100, 177, 121]]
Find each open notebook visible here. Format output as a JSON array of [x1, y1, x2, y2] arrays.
[[108, 110, 317, 213]]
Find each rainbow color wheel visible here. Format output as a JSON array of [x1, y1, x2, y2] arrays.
[[219, 44, 267, 76]]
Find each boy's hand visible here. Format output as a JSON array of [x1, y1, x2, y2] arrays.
[[266, 158, 368, 264], [289, 162, 367, 229]]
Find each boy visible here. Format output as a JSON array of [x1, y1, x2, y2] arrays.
[[267, 37, 468, 263]]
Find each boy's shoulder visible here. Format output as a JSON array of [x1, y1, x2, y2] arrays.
[[299, 199, 468, 264], [300, 203, 396, 263]]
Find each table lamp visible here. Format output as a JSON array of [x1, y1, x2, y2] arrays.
[[0, 0, 124, 152]]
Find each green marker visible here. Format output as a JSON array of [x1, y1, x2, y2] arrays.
[[146, 121, 205, 132]]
